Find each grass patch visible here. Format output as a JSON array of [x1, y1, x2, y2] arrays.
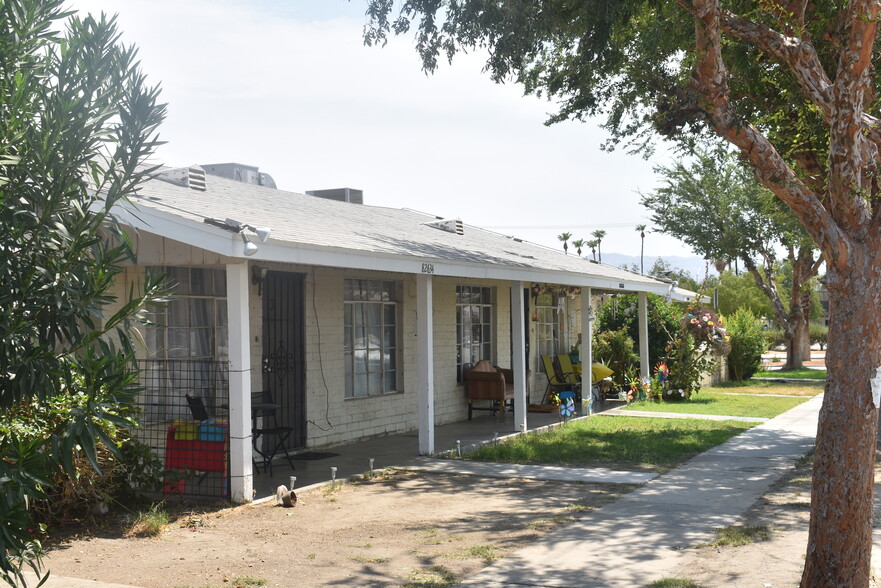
[[403, 565, 457, 587], [421, 527, 461, 545], [651, 579, 700, 588], [708, 524, 771, 547], [323, 483, 344, 496], [124, 503, 170, 538], [446, 544, 500, 562], [466, 416, 755, 472], [231, 578, 266, 587], [622, 391, 809, 418], [564, 503, 593, 513], [753, 368, 826, 380], [351, 555, 391, 564], [710, 380, 823, 396], [528, 515, 576, 531]]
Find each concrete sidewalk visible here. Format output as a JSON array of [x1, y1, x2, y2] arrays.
[[461, 394, 822, 587]]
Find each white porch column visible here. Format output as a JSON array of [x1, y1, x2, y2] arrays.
[[510, 282, 528, 433], [581, 287, 593, 415], [416, 274, 435, 455], [638, 291, 650, 379], [226, 262, 253, 503]]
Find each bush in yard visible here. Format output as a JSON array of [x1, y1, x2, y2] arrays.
[[810, 323, 828, 351], [660, 306, 729, 401], [592, 328, 639, 389], [726, 309, 767, 381], [765, 328, 786, 350], [0, 1, 166, 583], [595, 293, 681, 368]]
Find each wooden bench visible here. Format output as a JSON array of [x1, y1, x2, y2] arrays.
[[464, 360, 527, 422]]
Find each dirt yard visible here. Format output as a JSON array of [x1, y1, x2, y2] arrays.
[[42, 463, 880, 588], [43, 471, 635, 587]]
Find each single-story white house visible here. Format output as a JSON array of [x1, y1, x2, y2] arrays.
[[111, 164, 696, 502]]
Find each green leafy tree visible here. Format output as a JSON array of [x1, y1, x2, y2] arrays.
[[571, 238, 585, 257], [0, 2, 166, 583], [716, 270, 775, 320], [642, 148, 822, 370], [363, 1, 881, 582]]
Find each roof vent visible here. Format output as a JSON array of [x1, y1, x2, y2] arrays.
[[200, 163, 277, 189], [306, 187, 363, 204], [424, 218, 464, 235], [155, 165, 207, 191]]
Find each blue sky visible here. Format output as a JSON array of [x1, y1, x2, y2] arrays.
[[66, 0, 696, 259]]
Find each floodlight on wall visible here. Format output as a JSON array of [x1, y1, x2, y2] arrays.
[[241, 233, 259, 256]]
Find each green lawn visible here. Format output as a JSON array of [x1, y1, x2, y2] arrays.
[[711, 380, 824, 396], [621, 390, 811, 418], [753, 367, 826, 380], [466, 416, 755, 472]]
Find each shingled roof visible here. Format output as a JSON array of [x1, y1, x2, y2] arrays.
[[115, 166, 683, 297]]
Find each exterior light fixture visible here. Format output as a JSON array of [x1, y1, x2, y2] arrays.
[[241, 232, 258, 256], [203, 217, 271, 256], [244, 224, 271, 242]]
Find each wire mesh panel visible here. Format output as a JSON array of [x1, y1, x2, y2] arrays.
[[134, 359, 230, 499]]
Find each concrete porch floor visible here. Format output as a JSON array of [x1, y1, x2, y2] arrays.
[[252, 399, 624, 499]]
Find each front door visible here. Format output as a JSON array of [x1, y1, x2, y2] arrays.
[[261, 271, 306, 449]]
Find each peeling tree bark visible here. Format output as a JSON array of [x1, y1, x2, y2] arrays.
[[686, 0, 881, 584], [803, 253, 881, 586]]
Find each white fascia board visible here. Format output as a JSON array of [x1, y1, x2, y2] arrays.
[[116, 204, 675, 295], [252, 241, 673, 296], [114, 202, 245, 258]]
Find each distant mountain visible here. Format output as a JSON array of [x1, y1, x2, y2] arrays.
[[600, 253, 717, 279]]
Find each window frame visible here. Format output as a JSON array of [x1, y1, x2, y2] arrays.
[[147, 267, 228, 361], [343, 278, 401, 399], [534, 292, 561, 373], [456, 285, 495, 382]]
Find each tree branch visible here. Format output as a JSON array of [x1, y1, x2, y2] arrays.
[[720, 12, 834, 118], [688, 0, 851, 270], [720, 8, 881, 167], [827, 0, 879, 236], [743, 256, 792, 334]]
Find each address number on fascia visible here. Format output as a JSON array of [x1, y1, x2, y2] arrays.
[[421, 263, 435, 274]]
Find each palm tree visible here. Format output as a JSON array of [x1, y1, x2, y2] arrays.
[[591, 229, 606, 262], [635, 224, 647, 273], [558, 232, 572, 254], [571, 238, 585, 257], [587, 239, 599, 261]]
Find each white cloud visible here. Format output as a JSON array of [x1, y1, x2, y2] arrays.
[[66, 0, 697, 260]]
